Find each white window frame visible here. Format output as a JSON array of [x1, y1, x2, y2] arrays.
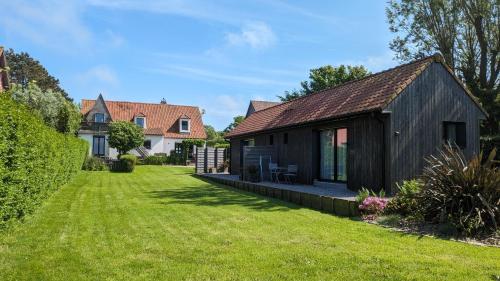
[[135, 116, 146, 128], [179, 119, 191, 133], [94, 113, 105, 123]]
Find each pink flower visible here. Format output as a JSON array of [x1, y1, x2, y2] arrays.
[[359, 196, 388, 215]]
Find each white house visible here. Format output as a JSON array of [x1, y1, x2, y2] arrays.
[[79, 94, 206, 158]]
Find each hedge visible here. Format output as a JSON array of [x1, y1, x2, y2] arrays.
[[0, 95, 88, 228]]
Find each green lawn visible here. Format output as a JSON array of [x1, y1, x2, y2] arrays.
[[0, 166, 498, 280]]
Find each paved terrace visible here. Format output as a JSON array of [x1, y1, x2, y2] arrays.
[[200, 173, 359, 217]]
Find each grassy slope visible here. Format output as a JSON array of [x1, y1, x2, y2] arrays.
[[0, 166, 498, 281]]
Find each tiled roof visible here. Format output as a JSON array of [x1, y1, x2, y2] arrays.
[[251, 100, 280, 112], [81, 100, 206, 139], [226, 55, 439, 138]]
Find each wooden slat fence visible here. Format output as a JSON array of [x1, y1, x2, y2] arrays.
[[195, 147, 228, 174]]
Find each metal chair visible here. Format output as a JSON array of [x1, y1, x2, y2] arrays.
[[269, 162, 279, 182], [283, 165, 298, 184]]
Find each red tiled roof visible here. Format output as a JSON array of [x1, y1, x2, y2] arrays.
[[251, 100, 280, 112], [81, 100, 206, 139], [226, 55, 439, 138]]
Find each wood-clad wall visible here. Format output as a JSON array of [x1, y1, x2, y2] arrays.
[[230, 114, 384, 191], [386, 62, 486, 192]]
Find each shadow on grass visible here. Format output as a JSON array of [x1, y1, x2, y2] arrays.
[[146, 175, 301, 212]]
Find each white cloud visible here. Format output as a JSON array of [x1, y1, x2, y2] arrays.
[[77, 65, 119, 86], [225, 22, 277, 49], [0, 0, 92, 50]]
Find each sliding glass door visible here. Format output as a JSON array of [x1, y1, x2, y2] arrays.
[[320, 128, 347, 182]]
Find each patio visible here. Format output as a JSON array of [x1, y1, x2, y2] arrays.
[[200, 173, 359, 217]]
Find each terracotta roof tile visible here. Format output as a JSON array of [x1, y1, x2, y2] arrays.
[[81, 100, 206, 139], [226, 55, 436, 138]]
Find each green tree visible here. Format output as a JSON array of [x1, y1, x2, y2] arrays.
[[387, 0, 499, 134], [9, 82, 81, 135], [205, 125, 227, 147], [5, 48, 70, 101], [278, 65, 371, 101], [108, 121, 144, 156], [224, 116, 245, 133]]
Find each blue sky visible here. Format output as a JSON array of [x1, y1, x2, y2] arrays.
[[1, 0, 398, 130]]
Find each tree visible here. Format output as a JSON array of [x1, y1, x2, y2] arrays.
[[5, 48, 70, 101], [9, 82, 81, 135], [205, 125, 227, 147], [387, 0, 499, 134], [108, 121, 144, 156], [224, 116, 245, 133], [278, 65, 371, 101]]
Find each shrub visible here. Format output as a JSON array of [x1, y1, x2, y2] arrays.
[[418, 146, 500, 236], [214, 143, 230, 148], [82, 156, 108, 171], [246, 165, 259, 182], [143, 155, 165, 165], [356, 187, 386, 204], [167, 151, 184, 165], [359, 197, 389, 216], [480, 135, 500, 162], [385, 180, 422, 216], [111, 154, 137, 172], [356, 187, 371, 204], [0, 94, 88, 228]]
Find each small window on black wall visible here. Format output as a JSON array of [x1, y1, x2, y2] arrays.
[[144, 140, 151, 150], [284, 133, 288, 144], [443, 122, 466, 148], [269, 135, 274, 145]]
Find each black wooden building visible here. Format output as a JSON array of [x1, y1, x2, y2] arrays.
[[225, 54, 487, 194]]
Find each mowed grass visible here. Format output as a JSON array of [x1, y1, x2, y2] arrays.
[[0, 166, 498, 280]]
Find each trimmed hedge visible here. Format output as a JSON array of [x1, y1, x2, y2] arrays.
[[0, 95, 88, 228], [142, 155, 165, 165], [111, 154, 137, 172]]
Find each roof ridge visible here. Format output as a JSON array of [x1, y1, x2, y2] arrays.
[[82, 98, 201, 109], [244, 54, 437, 117]]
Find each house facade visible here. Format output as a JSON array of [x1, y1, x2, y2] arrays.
[[225, 54, 487, 195], [79, 95, 206, 158], [0, 47, 9, 92]]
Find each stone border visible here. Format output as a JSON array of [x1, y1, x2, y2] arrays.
[[200, 175, 360, 217]]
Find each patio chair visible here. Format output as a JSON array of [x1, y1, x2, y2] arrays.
[[283, 165, 298, 184], [269, 162, 279, 182]]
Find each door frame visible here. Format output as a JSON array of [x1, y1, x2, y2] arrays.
[[92, 135, 106, 156], [318, 128, 348, 183]]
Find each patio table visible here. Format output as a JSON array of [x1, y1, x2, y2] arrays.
[[272, 167, 288, 184]]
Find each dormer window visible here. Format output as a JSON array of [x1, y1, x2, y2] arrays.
[[179, 118, 190, 133], [135, 117, 146, 128], [94, 113, 105, 123]]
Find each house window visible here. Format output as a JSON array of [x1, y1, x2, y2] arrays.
[[284, 133, 288, 144], [175, 143, 183, 154], [443, 122, 466, 148], [143, 140, 151, 150], [179, 119, 190, 133], [135, 117, 145, 128], [269, 135, 274, 145], [94, 113, 105, 123]]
